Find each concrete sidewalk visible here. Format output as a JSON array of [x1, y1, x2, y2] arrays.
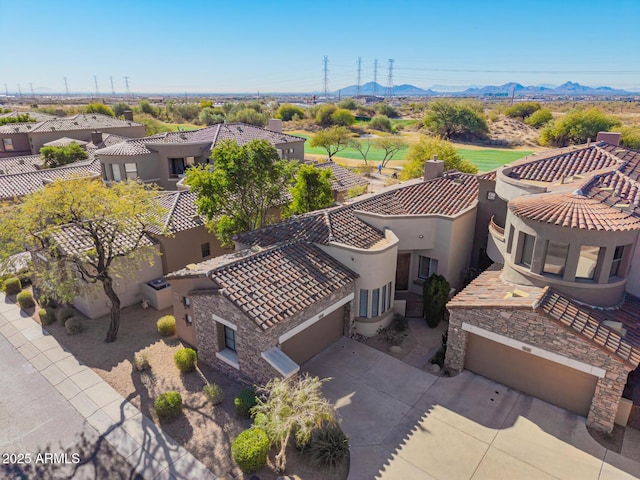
[[0, 293, 215, 480]]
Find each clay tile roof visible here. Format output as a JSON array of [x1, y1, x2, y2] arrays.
[[85, 133, 131, 151], [0, 122, 40, 134], [508, 192, 640, 231], [508, 144, 620, 182], [208, 242, 358, 330], [0, 111, 58, 121], [236, 173, 478, 249], [478, 170, 497, 181], [0, 154, 43, 175], [0, 157, 101, 200], [50, 221, 156, 257], [214, 123, 304, 146], [154, 190, 204, 234], [599, 143, 640, 182], [538, 290, 640, 366], [447, 266, 546, 309], [42, 137, 88, 148], [583, 170, 640, 212], [95, 139, 154, 156], [29, 113, 143, 132], [313, 161, 369, 192]]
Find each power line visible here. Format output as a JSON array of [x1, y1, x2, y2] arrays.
[[124, 76, 131, 97], [17, 84, 22, 98], [110, 76, 116, 96], [29, 83, 34, 99], [386, 59, 394, 98], [322, 56, 329, 99], [94, 75, 100, 99], [64, 77, 69, 97], [373, 59, 378, 96], [356, 57, 362, 97]]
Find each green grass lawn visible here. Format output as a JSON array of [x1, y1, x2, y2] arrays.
[[457, 148, 533, 172], [295, 132, 532, 171]]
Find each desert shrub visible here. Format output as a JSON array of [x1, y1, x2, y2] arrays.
[[134, 352, 151, 371], [154, 391, 183, 421], [234, 388, 258, 417], [16, 270, 32, 287], [3, 277, 21, 295], [423, 274, 451, 328], [231, 428, 270, 474], [173, 347, 197, 373], [16, 290, 35, 309], [56, 307, 75, 324], [39, 295, 57, 308], [505, 101, 541, 119], [526, 108, 553, 128], [369, 114, 392, 132], [307, 420, 349, 470], [203, 383, 225, 405], [65, 316, 84, 335], [156, 315, 176, 337], [38, 308, 55, 325], [391, 314, 409, 332]]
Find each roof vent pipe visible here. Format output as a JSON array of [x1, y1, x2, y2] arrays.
[[587, 138, 591, 147]]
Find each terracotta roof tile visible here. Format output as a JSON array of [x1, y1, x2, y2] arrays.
[[507, 143, 620, 182], [509, 192, 640, 231], [154, 190, 204, 234], [51, 221, 155, 257], [42, 137, 88, 148], [314, 161, 368, 192], [538, 290, 640, 366], [0, 154, 44, 175], [171, 242, 357, 330]]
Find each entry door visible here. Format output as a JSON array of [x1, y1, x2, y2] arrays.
[[396, 253, 411, 290]]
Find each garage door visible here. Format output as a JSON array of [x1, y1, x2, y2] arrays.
[[281, 307, 344, 365], [465, 333, 598, 416]]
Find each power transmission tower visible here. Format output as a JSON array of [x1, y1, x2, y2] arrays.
[[386, 59, 394, 98], [124, 76, 131, 97], [322, 56, 329, 99], [94, 75, 100, 99], [373, 59, 378, 96], [4, 84, 8, 97], [64, 77, 69, 97], [356, 57, 362, 97], [29, 83, 35, 99], [17, 84, 22, 99], [110, 76, 116, 96]]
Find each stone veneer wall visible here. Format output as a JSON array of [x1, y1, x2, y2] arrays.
[[191, 282, 356, 386], [445, 307, 633, 433]]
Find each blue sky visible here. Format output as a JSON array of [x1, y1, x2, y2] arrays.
[[2, 0, 639, 94]]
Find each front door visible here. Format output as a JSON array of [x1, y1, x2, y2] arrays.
[[395, 253, 411, 290]]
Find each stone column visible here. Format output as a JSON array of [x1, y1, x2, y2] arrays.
[[444, 310, 467, 373], [586, 366, 629, 433]]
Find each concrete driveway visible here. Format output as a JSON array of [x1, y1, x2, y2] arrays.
[[304, 337, 640, 480]]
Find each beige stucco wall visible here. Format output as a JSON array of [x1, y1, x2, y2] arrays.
[[502, 209, 639, 306], [0, 133, 31, 157], [100, 152, 158, 184], [495, 167, 548, 202], [167, 275, 214, 347], [275, 139, 305, 161], [157, 227, 230, 274], [625, 234, 640, 297], [73, 248, 163, 319]]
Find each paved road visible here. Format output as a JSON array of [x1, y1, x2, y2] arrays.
[[0, 326, 139, 479]]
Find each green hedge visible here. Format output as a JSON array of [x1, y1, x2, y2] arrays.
[[154, 391, 183, 421], [231, 428, 269, 474], [16, 290, 35, 309], [4, 277, 21, 295], [157, 315, 176, 337], [173, 347, 197, 373], [234, 388, 257, 418]]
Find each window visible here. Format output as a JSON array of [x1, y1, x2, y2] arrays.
[[359, 289, 368, 317], [610, 246, 625, 277], [124, 163, 138, 180], [387, 281, 392, 307], [2, 138, 14, 151], [224, 325, 236, 352], [185, 314, 193, 326], [201, 242, 211, 258], [487, 191, 496, 201], [418, 256, 438, 280], [381, 284, 387, 313], [169, 157, 186, 177], [183, 296, 191, 308], [506, 226, 515, 254], [372, 288, 380, 317], [576, 246, 600, 280], [520, 233, 535, 268], [543, 240, 569, 276], [111, 164, 122, 181]]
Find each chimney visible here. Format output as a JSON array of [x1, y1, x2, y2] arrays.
[[268, 118, 283, 133], [424, 155, 444, 181], [123, 110, 134, 121], [91, 131, 103, 145], [587, 138, 591, 147], [596, 131, 621, 146]]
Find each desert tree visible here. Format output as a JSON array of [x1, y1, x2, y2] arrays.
[[349, 137, 373, 165], [374, 136, 408, 167], [0, 178, 166, 342], [401, 136, 477, 180], [40, 142, 89, 168], [84, 103, 115, 117], [286, 164, 334, 216], [540, 107, 620, 147], [253, 374, 336, 473], [310, 126, 352, 160], [423, 99, 488, 140], [185, 139, 296, 246]]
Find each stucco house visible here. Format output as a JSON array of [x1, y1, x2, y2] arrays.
[[166, 162, 479, 381], [445, 134, 640, 433], [95, 122, 306, 191], [0, 113, 145, 157]]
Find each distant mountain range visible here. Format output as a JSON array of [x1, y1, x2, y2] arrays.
[[335, 81, 634, 97]]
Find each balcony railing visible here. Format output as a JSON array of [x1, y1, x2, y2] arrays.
[[489, 215, 505, 241]]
